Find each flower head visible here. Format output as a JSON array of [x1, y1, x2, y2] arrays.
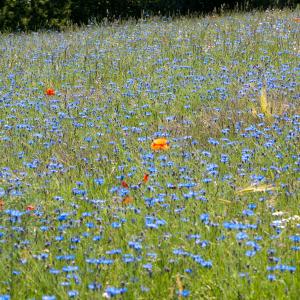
[[0, 200, 4, 210], [151, 138, 169, 151], [143, 173, 149, 183], [26, 205, 35, 211], [46, 88, 55, 96], [122, 195, 133, 205], [121, 180, 129, 188]]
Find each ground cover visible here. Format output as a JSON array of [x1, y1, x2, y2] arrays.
[[0, 9, 299, 299]]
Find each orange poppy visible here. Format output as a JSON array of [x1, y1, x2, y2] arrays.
[[46, 88, 55, 96], [143, 173, 149, 183], [122, 195, 133, 205], [294, 17, 300, 23], [151, 138, 169, 151]]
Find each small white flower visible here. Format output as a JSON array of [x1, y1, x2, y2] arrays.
[[102, 292, 111, 299], [272, 211, 285, 217]]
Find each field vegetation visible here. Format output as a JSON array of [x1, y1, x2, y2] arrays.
[[0, 9, 299, 299]]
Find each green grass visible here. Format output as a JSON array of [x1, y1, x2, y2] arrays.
[[0, 9, 299, 300]]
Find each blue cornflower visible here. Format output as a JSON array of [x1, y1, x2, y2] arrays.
[[104, 287, 127, 297], [12, 270, 21, 275], [56, 255, 75, 261], [291, 246, 300, 251], [289, 235, 300, 243], [72, 188, 87, 196], [202, 178, 212, 183], [242, 209, 254, 216], [141, 286, 150, 292], [128, 241, 142, 251], [173, 249, 190, 256], [94, 177, 104, 185], [111, 222, 121, 228], [267, 274, 276, 281], [185, 268, 193, 273], [187, 234, 201, 240], [88, 283, 102, 290], [106, 249, 122, 255], [62, 266, 79, 272], [177, 290, 190, 297], [200, 213, 209, 223], [123, 254, 135, 263], [245, 250, 256, 257], [248, 203, 257, 210], [208, 138, 219, 146], [57, 213, 69, 221], [42, 296, 56, 300], [236, 232, 249, 240], [68, 290, 78, 298], [196, 240, 209, 248], [220, 154, 229, 163], [143, 263, 152, 270]]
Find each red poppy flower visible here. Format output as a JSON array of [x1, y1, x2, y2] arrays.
[[46, 88, 55, 96], [26, 205, 35, 211], [121, 180, 129, 188], [143, 173, 149, 183]]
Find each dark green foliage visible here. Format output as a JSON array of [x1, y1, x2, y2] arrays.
[[0, 0, 297, 31], [70, 0, 103, 24], [0, 0, 71, 31]]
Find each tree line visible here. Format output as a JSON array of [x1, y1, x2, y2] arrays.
[[0, 0, 297, 31]]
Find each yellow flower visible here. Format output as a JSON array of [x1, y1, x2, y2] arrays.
[[260, 87, 271, 117]]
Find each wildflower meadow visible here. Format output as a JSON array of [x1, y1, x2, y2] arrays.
[[0, 9, 299, 300]]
